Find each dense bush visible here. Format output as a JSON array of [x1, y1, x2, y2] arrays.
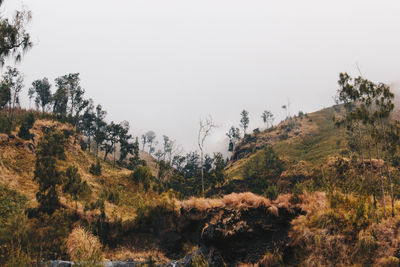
[[90, 160, 102, 176], [0, 113, 11, 134], [242, 146, 284, 195], [132, 166, 153, 191], [17, 112, 35, 140]]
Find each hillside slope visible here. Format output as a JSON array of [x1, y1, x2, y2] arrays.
[[226, 107, 346, 181], [0, 119, 157, 220], [226, 103, 400, 187]]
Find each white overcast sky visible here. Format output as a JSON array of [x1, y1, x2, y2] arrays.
[[3, 0, 400, 154]]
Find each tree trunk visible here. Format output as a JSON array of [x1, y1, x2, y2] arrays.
[[113, 145, 116, 166], [200, 148, 204, 196]]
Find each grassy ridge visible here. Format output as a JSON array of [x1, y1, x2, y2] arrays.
[[226, 107, 347, 181]]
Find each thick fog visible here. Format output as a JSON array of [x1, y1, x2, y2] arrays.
[[2, 0, 400, 154]]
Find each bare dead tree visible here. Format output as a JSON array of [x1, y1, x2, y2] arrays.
[[198, 116, 216, 196]]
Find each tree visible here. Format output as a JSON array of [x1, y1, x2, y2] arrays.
[[261, 110, 274, 129], [66, 73, 88, 119], [31, 77, 52, 114], [127, 137, 142, 170], [52, 78, 69, 116], [118, 121, 135, 163], [89, 160, 102, 176], [145, 131, 156, 154], [162, 135, 179, 162], [28, 87, 34, 109], [213, 152, 225, 186], [162, 135, 170, 161], [198, 116, 216, 195], [101, 122, 122, 164], [131, 166, 153, 191], [93, 105, 107, 156], [33, 130, 66, 214], [334, 73, 399, 217], [54, 73, 88, 121], [80, 100, 96, 152], [141, 134, 147, 151], [240, 110, 249, 134], [0, 79, 10, 109], [1, 67, 23, 122], [172, 155, 186, 173], [0, 4, 32, 66], [154, 149, 165, 168], [62, 166, 91, 209], [242, 146, 284, 195], [226, 126, 240, 152]]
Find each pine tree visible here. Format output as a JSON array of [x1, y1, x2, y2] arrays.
[[33, 130, 66, 214]]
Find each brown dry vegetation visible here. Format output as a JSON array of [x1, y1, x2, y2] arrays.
[[0, 119, 156, 221], [66, 226, 104, 263], [290, 192, 400, 266]]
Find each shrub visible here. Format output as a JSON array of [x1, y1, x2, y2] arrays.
[[132, 166, 153, 191], [66, 226, 103, 264], [264, 186, 278, 200], [4, 247, 32, 267], [0, 113, 11, 134], [17, 112, 35, 140], [90, 160, 102, 176], [63, 166, 92, 208], [279, 133, 289, 141], [290, 183, 303, 204], [101, 188, 120, 205]]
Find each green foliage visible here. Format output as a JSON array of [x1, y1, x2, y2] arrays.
[[101, 188, 120, 205], [63, 166, 92, 205], [264, 185, 278, 200], [132, 166, 153, 191], [0, 4, 32, 66], [290, 183, 303, 203], [31, 77, 52, 113], [0, 81, 10, 109], [278, 132, 289, 141], [0, 112, 11, 133], [33, 130, 66, 214], [0, 185, 27, 225], [4, 247, 32, 267], [242, 146, 284, 194], [240, 109, 249, 134], [17, 112, 35, 140], [226, 126, 240, 152], [90, 160, 102, 176]]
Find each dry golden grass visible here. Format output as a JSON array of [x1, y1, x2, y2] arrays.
[[298, 191, 327, 214], [104, 246, 169, 263], [66, 226, 103, 263], [289, 191, 400, 266], [0, 119, 158, 221], [180, 192, 273, 211], [178, 192, 295, 218]]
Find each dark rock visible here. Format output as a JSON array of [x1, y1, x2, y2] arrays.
[[133, 195, 303, 266]]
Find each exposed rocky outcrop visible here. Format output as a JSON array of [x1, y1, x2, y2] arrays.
[[133, 193, 303, 266]]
